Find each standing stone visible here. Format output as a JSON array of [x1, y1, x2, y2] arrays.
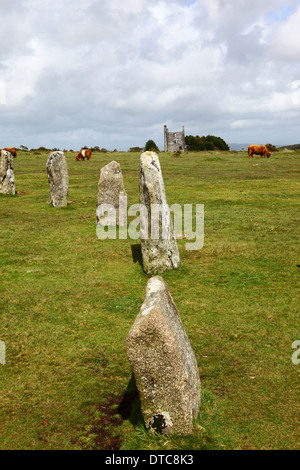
[[139, 151, 180, 274], [126, 276, 201, 435], [46, 151, 69, 207], [96, 161, 127, 226], [0, 150, 16, 194]]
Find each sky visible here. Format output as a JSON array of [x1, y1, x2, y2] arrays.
[[0, 0, 300, 151]]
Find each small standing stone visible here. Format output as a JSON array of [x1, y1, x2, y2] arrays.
[[0, 150, 16, 195], [126, 276, 201, 435], [46, 151, 69, 207], [96, 161, 127, 226], [139, 151, 180, 274]]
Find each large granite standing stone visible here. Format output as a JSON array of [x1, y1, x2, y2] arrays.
[[126, 276, 201, 435], [96, 161, 127, 226], [0, 150, 16, 194], [46, 151, 69, 207], [139, 151, 180, 274]]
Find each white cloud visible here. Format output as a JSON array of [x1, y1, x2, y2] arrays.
[[266, 5, 300, 60], [0, 0, 300, 149]]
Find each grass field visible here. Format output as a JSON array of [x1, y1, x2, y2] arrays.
[[0, 148, 299, 450]]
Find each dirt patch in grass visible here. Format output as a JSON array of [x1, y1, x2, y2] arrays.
[[77, 390, 139, 450]]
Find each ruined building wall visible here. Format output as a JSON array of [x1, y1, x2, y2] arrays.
[[164, 125, 186, 152]]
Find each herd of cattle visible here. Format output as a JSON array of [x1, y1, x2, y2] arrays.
[[1, 145, 271, 159], [0, 147, 93, 160]]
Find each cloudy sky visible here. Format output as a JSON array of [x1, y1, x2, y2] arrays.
[[1, 0, 300, 151]]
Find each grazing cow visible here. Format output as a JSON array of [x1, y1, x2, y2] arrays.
[[248, 145, 271, 158], [2, 147, 17, 157], [76, 149, 92, 161]]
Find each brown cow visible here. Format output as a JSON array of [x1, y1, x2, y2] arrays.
[[2, 147, 17, 157], [248, 145, 270, 158], [76, 149, 92, 161]]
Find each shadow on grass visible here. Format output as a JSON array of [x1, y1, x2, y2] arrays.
[[131, 244, 143, 268], [118, 373, 144, 427], [0, 192, 18, 197], [117, 377, 222, 450]]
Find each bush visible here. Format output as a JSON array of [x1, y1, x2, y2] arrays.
[[144, 140, 159, 152], [265, 143, 278, 152], [185, 134, 229, 151]]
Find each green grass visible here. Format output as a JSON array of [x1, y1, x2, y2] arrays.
[[0, 149, 299, 450]]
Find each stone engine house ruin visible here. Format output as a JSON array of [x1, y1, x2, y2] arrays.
[[164, 125, 186, 152]]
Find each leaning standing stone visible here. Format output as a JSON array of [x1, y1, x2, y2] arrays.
[[46, 151, 69, 207], [126, 276, 201, 435], [96, 161, 127, 226], [0, 150, 16, 194], [139, 151, 180, 274]]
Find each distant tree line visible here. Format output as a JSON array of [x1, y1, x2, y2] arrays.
[[18, 145, 114, 153], [185, 134, 229, 151], [129, 141, 160, 152], [278, 143, 300, 150], [128, 146, 143, 152]]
